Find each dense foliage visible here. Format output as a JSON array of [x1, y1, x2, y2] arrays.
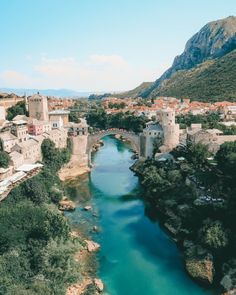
[[136, 140, 236, 286], [6, 101, 28, 121], [69, 112, 80, 123], [41, 139, 71, 172], [176, 112, 221, 129], [0, 139, 83, 294], [0, 151, 10, 168], [86, 108, 148, 133], [177, 112, 236, 134]]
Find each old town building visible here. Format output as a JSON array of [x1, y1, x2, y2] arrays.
[[28, 93, 49, 121]]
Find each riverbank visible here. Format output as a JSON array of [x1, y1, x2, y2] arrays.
[[66, 230, 102, 295], [131, 156, 235, 295], [62, 176, 102, 294], [59, 155, 90, 181], [66, 135, 213, 295]]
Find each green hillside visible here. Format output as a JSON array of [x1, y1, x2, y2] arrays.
[[115, 82, 152, 99], [152, 49, 236, 102], [121, 16, 236, 102]]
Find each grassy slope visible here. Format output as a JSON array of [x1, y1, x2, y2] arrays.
[[116, 82, 153, 98]]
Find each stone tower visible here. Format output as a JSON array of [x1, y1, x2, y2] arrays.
[[159, 108, 179, 149], [140, 122, 163, 158], [28, 93, 49, 121]]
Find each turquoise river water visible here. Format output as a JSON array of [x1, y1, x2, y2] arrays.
[[66, 136, 217, 295]]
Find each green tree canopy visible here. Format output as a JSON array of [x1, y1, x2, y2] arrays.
[[216, 141, 236, 177], [200, 220, 229, 250], [0, 151, 10, 168], [6, 101, 28, 121]]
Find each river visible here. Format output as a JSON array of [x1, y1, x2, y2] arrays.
[[65, 136, 216, 295]]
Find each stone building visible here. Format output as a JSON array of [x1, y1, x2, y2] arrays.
[[11, 139, 42, 164], [186, 124, 236, 153], [42, 129, 68, 149], [157, 108, 179, 150], [0, 132, 18, 153], [11, 120, 28, 143], [65, 118, 89, 136], [0, 107, 6, 121], [28, 118, 51, 136], [140, 108, 180, 158], [0, 167, 13, 181], [0, 94, 24, 109], [223, 106, 236, 121], [28, 93, 49, 121], [48, 110, 69, 129], [9, 151, 25, 169], [140, 123, 163, 158]]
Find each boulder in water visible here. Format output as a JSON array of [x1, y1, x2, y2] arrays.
[[59, 198, 76, 211], [84, 205, 92, 211], [94, 278, 104, 293], [85, 240, 100, 252]]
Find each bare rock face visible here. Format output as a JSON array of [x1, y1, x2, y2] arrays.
[[221, 260, 236, 295], [59, 198, 76, 211], [137, 16, 236, 98], [185, 256, 214, 284], [85, 240, 100, 253], [94, 278, 104, 293], [184, 242, 215, 285]]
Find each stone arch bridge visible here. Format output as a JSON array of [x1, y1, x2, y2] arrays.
[[87, 129, 140, 165]]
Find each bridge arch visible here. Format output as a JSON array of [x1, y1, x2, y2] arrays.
[[87, 129, 140, 165]]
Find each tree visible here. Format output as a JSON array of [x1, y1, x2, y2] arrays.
[[186, 142, 210, 168], [41, 139, 57, 163], [69, 112, 80, 123], [41, 139, 71, 171], [6, 101, 28, 121], [0, 151, 10, 168], [23, 177, 49, 204], [200, 220, 229, 250], [216, 141, 236, 177], [152, 137, 163, 155]]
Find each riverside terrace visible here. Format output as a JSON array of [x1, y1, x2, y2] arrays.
[[0, 163, 43, 201]]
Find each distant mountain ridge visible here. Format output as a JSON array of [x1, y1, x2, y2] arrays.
[[0, 88, 97, 98], [120, 16, 236, 101]]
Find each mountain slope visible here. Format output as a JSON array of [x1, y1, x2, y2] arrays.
[[116, 82, 152, 98], [153, 49, 236, 102], [121, 16, 236, 101]]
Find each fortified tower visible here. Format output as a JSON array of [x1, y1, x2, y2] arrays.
[[28, 93, 49, 121], [159, 108, 179, 149], [140, 122, 163, 158]]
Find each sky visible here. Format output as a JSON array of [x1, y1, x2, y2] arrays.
[[0, 0, 236, 92]]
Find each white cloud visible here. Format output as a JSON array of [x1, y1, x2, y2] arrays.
[[34, 57, 78, 76], [88, 54, 127, 68], [0, 70, 31, 87], [0, 54, 169, 92]]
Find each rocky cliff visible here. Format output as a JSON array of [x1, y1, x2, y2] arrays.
[[121, 16, 236, 101]]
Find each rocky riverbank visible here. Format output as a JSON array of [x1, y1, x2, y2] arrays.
[[131, 159, 234, 295], [59, 155, 90, 181], [66, 231, 103, 295], [61, 174, 103, 294]]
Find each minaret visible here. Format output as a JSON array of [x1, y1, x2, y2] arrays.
[[24, 92, 28, 112]]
